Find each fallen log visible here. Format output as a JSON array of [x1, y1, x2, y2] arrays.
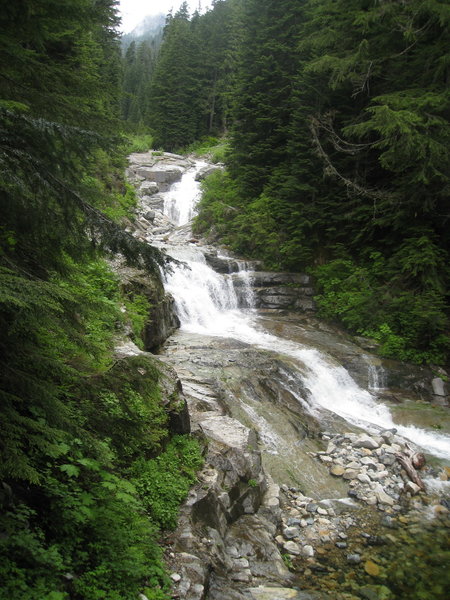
[[396, 445, 426, 492]]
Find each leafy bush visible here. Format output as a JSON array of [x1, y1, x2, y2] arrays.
[[132, 436, 204, 529], [313, 256, 450, 365], [126, 133, 154, 153]]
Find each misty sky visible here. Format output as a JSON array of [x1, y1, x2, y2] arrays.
[[118, 0, 213, 33]]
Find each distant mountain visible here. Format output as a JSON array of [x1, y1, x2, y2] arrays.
[[121, 13, 166, 50]]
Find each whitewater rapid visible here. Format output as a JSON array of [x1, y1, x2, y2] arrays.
[[160, 162, 450, 461]]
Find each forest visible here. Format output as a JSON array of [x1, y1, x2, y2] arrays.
[[1, 0, 449, 598]]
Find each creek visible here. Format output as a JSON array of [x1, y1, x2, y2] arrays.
[[128, 153, 450, 600], [155, 160, 450, 463]]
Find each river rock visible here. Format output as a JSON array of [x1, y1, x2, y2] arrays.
[[330, 465, 345, 477], [353, 435, 380, 450], [283, 526, 300, 539], [373, 484, 395, 506], [283, 540, 301, 555]]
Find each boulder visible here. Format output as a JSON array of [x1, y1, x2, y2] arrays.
[[136, 165, 184, 184], [195, 164, 224, 181]]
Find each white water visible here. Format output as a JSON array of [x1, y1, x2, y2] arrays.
[[163, 160, 207, 226], [368, 364, 387, 391], [161, 164, 450, 461]]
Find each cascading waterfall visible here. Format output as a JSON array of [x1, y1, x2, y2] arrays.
[[161, 163, 450, 461], [163, 160, 207, 226], [368, 364, 387, 391]]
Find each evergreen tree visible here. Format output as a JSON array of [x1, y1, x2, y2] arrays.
[[147, 3, 205, 149]]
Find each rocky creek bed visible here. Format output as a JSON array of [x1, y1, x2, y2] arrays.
[[124, 151, 450, 600]]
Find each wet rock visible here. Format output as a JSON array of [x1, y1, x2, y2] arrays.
[[364, 560, 381, 576], [347, 553, 361, 564], [359, 584, 393, 600]]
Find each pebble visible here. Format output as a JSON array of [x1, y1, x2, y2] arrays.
[[170, 573, 181, 583], [283, 541, 301, 555], [354, 435, 380, 450], [302, 544, 315, 557], [330, 465, 346, 476], [335, 541, 347, 549], [283, 527, 300, 539], [306, 503, 318, 513], [364, 560, 381, 576], [347, 553, 362, 564]]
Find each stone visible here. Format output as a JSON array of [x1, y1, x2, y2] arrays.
[[317, 507, 328, 515], [343, 469, 360, 480], [335, 542, 347, 549], [405, 481, 421, 495], [330, 465, 345, 476], [234, 557, 250, 568], [283, 527, 300, 539], [306, 503, 318, 513], [283, 541, 301, 555], [302, 544, 315, 558], [319, 455, 333, 463], [374, 484, 395, 506], [359, 585, 393, 600], [364, 560, 381, 576], [432, 377, 446, 396], [353, 435, 380, 450], [195, 164, 224, 181], [170, 573, 181, 582], [231, 569, 252, 582], [358, 473, 371, 484], [347, 553, 361, 564]]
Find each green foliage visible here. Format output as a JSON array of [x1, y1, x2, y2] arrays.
[[123, 293, 152, 348], [132, 435, 204, 529], [185, 136, 230, 163], [0, 2, 197, 598], [194, 0, 450, 364], [313, 257, 450, 365], [126, 133, 155, 153]]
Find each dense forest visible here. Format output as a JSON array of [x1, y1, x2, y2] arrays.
[[0, 2, 201, 599], [123, 0, 449, 365], [1, 0, 449, 598]]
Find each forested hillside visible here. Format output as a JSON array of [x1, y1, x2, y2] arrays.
[[121, 0, 450, 365], [0, 2, 201, 598], [1, 0, 449, 597], [184, 0, 449, 366]]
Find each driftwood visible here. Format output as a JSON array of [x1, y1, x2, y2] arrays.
[[396, 445, 426, 492]]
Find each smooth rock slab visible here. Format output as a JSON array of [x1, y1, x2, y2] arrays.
[[248, 588, 330, 600]]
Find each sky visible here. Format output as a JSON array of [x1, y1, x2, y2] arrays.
[[118, 0, 213, 33]]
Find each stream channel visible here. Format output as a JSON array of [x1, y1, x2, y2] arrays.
[[127, 153, 450, 600]]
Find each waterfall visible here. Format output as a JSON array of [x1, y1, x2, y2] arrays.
[[159, 163, 450, 461], [163, 160, 207, 226], [368, 364, 387, 391]]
